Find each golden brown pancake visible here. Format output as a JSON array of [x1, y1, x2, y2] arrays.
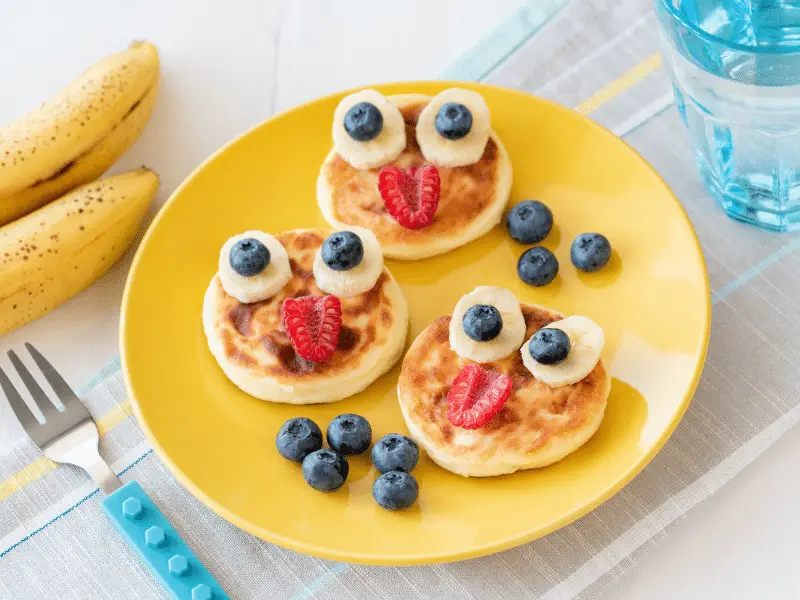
[[317, 94, 512, 260], [203, 229, 408, 404], [398, 304, 610, 476]]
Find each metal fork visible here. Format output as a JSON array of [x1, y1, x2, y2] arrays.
[[1, 344, 229, 600], [1, 343, 122, 494]]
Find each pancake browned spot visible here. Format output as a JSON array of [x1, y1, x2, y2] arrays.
[[228, 348, 255, 367], [288, 258, 312, 278], [229, 303, 257, 336], [293, 231, 323, 251], [338, 326, 359, 352]]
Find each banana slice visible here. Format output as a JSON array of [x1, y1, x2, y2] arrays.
[[219, 231, 291, 304], [521, 316, 605, 387], [332, 89, 406, 170], [313, 226, 384, 298], [449, 286, 526, 363], [416, 88, 491, 168]]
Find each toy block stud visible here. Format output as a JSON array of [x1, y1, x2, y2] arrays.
[[191, 583, 212, 600], [168, 554, 189, 577], [145, 525, 166, 548], [121, 497, 143, 519]]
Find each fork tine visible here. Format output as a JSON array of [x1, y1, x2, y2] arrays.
[[24, 343, 81, 409], [0, 363, 40, 429], [8, 350, 62, 419]]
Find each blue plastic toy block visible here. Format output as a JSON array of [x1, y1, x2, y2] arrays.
[[102, 481, 229, 600]]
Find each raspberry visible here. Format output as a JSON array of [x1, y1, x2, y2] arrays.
[[280, 295, 342, 363], [446, 364, 512, 429], [378, 165, 440, 230]]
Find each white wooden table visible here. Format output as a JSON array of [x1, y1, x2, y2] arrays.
[[1, 1, 798, 598]]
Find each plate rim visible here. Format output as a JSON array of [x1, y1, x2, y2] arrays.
[[120, 80, 712, 565]]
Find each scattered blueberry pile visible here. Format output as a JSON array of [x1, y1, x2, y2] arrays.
[[506, 200, 612, 285], [276, 415, 420, 510]]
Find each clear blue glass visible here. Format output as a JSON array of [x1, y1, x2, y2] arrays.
[[656, 0, 800, 231]]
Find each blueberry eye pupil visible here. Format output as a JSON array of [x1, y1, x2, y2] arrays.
[[462, 304, 503, 342], [435, 102, 473, 140], [229, 237, 270, 277], [344, 102, 383, 142], [322, 231, 364, 271], [529, 327, 570, 365]]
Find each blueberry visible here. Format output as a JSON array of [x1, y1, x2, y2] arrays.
[[506, 200, 553, 244], [462, 304, 503, 342], [372, 434, 419, 474], [321, 231, 364, 271], [344, 102, 383, 142], [529, 328, 570, 365], [435, 102, 472, 140], [517, 247, 558, 286], [276, 417, 323, 462], [327, 414, 372, 455], [302, 449, 349, 492], [571, 233, 611, 272], [372, 471, 419, 510], [229, 238, 270, 277]]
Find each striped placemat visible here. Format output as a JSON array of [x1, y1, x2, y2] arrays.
[[5, 1, 800, 598]]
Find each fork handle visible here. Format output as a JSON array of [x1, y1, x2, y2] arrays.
[[102, 481, 229, 600]]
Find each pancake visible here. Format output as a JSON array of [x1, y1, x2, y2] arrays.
[[203, 229, 408, 404], [398, 304, 610, 477], [317, 94, 513, 260]]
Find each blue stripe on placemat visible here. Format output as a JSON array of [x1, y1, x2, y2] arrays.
[[439, 0, 571, 81], [0, 450, 154, 558], [76, 355, 122, 396]]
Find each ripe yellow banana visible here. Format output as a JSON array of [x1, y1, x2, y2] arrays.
[[0, 168, 159, 335], [0, 42, 159, 226]]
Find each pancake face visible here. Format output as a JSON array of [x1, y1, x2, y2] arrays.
[[398, 305, 610, 477], [318, 94, 513, 260], [203, 229, 408, 404]]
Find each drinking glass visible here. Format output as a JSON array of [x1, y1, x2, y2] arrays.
[[656, 0, 800, 231]]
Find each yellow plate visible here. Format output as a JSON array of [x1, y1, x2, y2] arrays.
[[121, 81, 710, 565]]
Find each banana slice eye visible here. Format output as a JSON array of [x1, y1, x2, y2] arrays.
[[332, 89, 406, 170], [313, 226, 384, 298], [416, 88, 491, 168], [219, 231, 291, 304], [449, 286, 526, 363], [521, 316, 604, 387]]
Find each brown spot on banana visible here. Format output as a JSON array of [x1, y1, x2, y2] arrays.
[[28, 82, 154, 190]]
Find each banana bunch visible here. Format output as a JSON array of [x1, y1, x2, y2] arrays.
[[0, 43, 160, 335]]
